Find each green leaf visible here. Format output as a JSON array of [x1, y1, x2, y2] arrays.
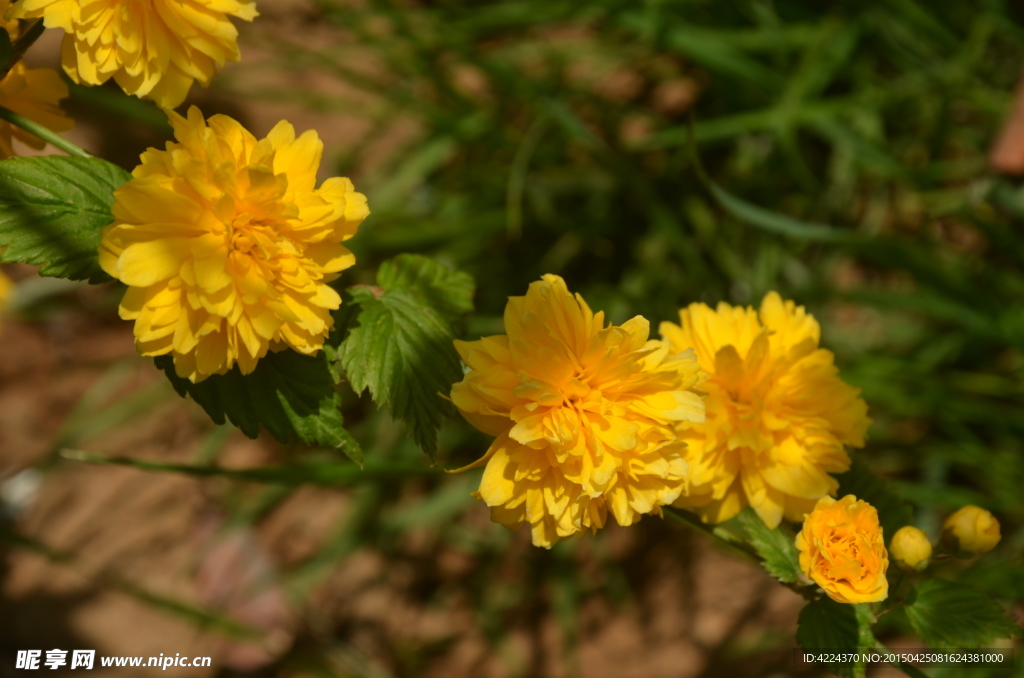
[[736, 507, 802, 583], [835, 459, 913, 545], [705, 178, 856, 243], [339, 286, 462, 459], [156, 350, 362, 461], [376, 253, 474, 321], [333, 254, 473, 459], [797, 597, 860, 677], [0, 156, 130, 282], [904, 579, 1021, 649]]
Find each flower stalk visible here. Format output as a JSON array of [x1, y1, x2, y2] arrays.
[[0, 103, 91, 158], [664, 507, 820, 600]]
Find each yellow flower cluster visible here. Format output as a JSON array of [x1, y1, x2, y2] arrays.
[[99, 107, 368, 382], [453, 286, 873, 546], [9, 0, 257, 107], [796, 494, 889, 604], [450, 275, 706, 547], [661, 293, 871, 528], [0, 0, 74, 158]]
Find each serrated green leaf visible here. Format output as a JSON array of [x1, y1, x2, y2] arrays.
[[376, 253, 474, 320], [0, 156, 130, 282], [737, 507, 802, 583], [339, 286, 461, 458], [156, 350, 362, 460], [835, 459, 913, 545], [797, 597, 860, 678], [904, 579, 1021, 649]]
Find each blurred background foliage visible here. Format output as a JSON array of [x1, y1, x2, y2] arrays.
[[4, 0, 1024, 676]]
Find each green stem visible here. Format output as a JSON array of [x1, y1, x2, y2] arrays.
[[506, 113, 550, 241], [664, 509, 759, 560], [664, 507, 818, 599], [61, 448, 438, 486], [664, 505, 757, 557], [0, 19, 45, 80], [0, 105, 92, 158]]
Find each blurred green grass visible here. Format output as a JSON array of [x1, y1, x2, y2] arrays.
[[8, 0, 1024, 675]]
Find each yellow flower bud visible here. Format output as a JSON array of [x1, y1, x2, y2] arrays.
[[890, 526, 932, 572], [942, 506, 1001, 555]]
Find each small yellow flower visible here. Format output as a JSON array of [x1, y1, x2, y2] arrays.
[[99, 106, 368, 382], [0, 2, 75, 159], [661, 292, 870, 528], [796, 495, 888, 604], [9, 0, 257, 108], [451, 275, 706, 548], [890, 525, 932, 572], [941, 506, 1001, 555]]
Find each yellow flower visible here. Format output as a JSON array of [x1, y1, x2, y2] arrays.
[[941, 505, 1001, 555], [890, 525, 932, 572], [0, 2, 75, 159], [9, 0, 257, 108], [451, 275, 706, 548], [661, 292, 870, 528], [796, 494, 888, 604], [99, 106, 369, 382]]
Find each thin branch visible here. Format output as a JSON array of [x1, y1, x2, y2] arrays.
[[0, 19, 45, 80], [664, 507, 763, 562], [664, 507, 818, 600], [0, 105, 92, 158]]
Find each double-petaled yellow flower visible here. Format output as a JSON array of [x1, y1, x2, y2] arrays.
[[796, 494, 889, 604], [0, 0, 74, 157], [9, 0, 257, 108], [661, 292, 870, 528], [99, 106, 369, 382], [451, 275, 706, 548]]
